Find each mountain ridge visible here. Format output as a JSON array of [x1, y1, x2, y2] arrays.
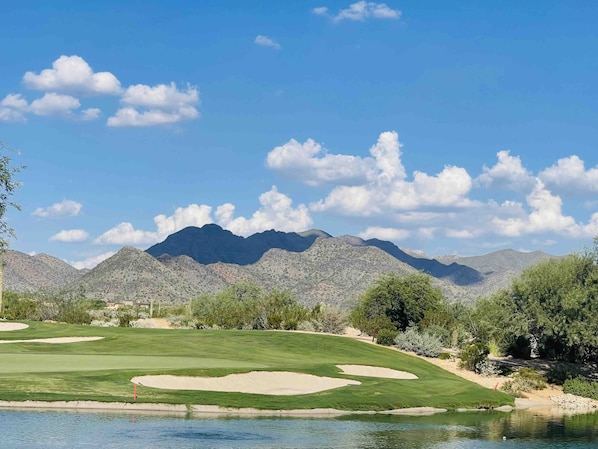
[[3, 225, 557, 307]]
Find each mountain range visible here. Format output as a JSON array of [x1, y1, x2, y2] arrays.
[[3, 224, 557, 308]]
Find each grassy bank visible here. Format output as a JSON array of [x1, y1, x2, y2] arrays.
[[0, 322, 513, 411]]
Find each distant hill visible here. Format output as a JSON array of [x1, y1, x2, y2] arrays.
[[146, 224, 321, 265], [3, 250, 83, 293], [3, 225, 559, 308]]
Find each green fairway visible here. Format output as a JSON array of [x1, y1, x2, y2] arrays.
[[0, 321, 514, 411]]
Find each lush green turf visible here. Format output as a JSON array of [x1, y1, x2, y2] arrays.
[[0, 321, 514, 411]]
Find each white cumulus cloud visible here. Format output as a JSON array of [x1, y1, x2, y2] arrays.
[[23, 55, 122, 95], [50, 229, 89, 242], [491, 180, 577, 237], [476, 150, 535, 191], [308, 131, 475, 215], [29, 92, 81, 116], [107, 82, 199, 127], [254, 35, 281, 49], [33, 200, 83, 218], [215, 186, 312, 236], [539, 155, 598, 195], [0, 93, 29, 122], [266, 138, 374, 186]]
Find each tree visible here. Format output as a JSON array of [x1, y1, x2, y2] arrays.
[[511, 252, 598, 362], [0, 141, 23, 316], [350, 272, 446, 336]]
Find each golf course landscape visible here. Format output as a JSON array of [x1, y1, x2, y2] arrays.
[[0, 321, 513, 412]]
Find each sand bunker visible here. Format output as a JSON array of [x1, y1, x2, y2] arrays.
[[0, 322, 29, 331], [0, 336, 104, 344], [337, 365, 418, 379], [132, 371, 361, 396]]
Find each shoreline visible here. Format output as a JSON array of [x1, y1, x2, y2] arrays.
[[0, 399, 495, 417]]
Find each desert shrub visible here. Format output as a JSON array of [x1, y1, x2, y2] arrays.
[[458, 342, 489, 373], [296, 320, 316, 332], [395, 327, 443, 357], [376, 328, 398, 346], [563, 377, 598, 400], [438, 352, 452, 360], [501, 368, 547, 396], [311, 305, 347, 334], [476, 359, 502, 377]]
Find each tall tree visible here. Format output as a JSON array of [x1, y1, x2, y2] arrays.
[[350, 272, 445, 335], [0, 141, 23, 315]]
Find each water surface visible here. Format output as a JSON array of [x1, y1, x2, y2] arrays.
[[1, 409, 597, 448]]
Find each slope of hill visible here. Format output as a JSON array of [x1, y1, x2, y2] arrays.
[[3, 250, 83, 292], [68, 246, 203, 303], [146, 224, 320, 265]]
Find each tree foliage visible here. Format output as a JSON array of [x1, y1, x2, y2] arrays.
[[350, 272, 446, 337], [471, 245, 598, 363], [0, 141, 23, 250]]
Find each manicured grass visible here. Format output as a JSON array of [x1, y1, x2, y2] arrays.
[[0, 321, 514, 411]]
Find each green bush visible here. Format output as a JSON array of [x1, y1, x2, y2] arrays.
[[395, 327, 443, 357], [458, 342, 489, 373], [563, 377, 598, 400], [438, 352, 452, 360], [376, 328, 398, 346]]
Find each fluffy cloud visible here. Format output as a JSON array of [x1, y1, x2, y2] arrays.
[[2, 55, 198, 127], [94, 188, 311, 247], [29, 93, 81, 116], [33, 200, 83, 218], [358, 226, 410, 242], [23, 55, 122, 95], [309, 131, 474, 215], [94, 222, 159, 245], [476, 150, 535, 191], [0, 94, 29, 122], [315, 1, 401, 22], [0, 92, 101, 121], [107, 82, 199, 127], [491, 180, 577, 237], [71, 251, 116, 270], [254, 35, 281, 49], [266, 138, 374, 186], [50, 229, 89, 243], [154, 204, 214, 238], [539, 155, 598, 194], [94, 204, 214, 245], [215, 186, 312, 236]]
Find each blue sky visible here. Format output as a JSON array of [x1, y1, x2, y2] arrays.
[[1, 1, 598, 268]]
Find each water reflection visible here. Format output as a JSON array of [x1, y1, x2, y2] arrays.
[[1, 409, 597, 448]]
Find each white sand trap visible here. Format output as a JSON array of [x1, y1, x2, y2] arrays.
[[132, 371, 361, 396], [0, 322, 29, 331], [337, 365, 418, 379], [0, 336, 104, 344]]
